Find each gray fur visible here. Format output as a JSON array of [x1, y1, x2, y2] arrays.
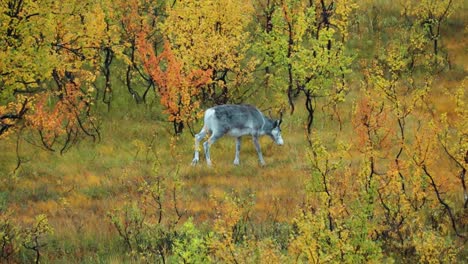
[[191, 104, 284, 166]]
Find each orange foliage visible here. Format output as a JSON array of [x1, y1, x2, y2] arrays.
[[136, 29, 212, 132], [353, 95, 393, 155], [26, 72, 89, 149]]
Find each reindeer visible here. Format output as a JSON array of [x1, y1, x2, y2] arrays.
[[191, 104, 284, 166]]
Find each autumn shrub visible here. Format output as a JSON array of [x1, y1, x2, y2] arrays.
[[206, 192, 288, 264], [206, 193, 250, 263], [0, 212, 21, 263], [109, 202, 175, 262], [413, 228, 458, 263], [109, 191, 230, 263], [289, 209, 385, 263], [252, 220, 292, 252], [0, 213, 54, 264], [108, 153, 186, 263], [289, 137, 385, 263], [172, 218, 209, 263], [21, 214, 54, 264]]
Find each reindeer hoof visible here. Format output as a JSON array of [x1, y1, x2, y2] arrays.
[[191, 158, 199, 166], [233, 159, 240, 166]]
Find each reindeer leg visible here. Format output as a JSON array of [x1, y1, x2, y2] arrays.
[[252, 135, 266, 166], [204, 132, 222, 167], [234, 137, 241, 165], [192, 127, 207, 165]]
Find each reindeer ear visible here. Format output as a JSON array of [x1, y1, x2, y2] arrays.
[[274, 120, 281, 128]]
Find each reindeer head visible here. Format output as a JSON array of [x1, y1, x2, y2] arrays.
[[269, 109, 284, 146]]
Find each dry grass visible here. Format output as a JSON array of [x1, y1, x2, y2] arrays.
[[0, 105, 315, 261]]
